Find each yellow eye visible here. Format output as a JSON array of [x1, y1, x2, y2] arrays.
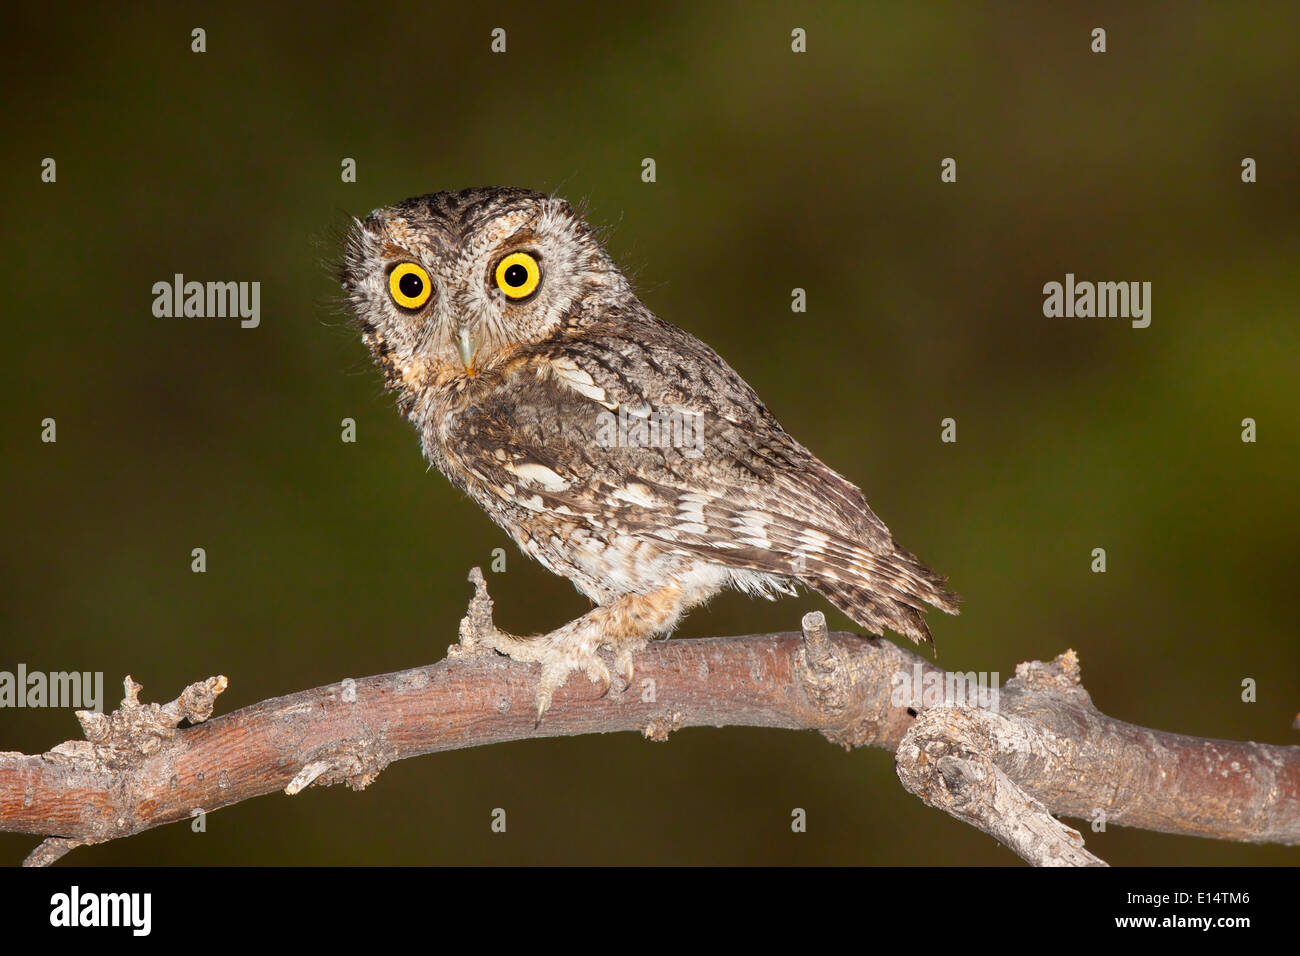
[[389, 262, 432, 310], [494, 252, 542, 300]]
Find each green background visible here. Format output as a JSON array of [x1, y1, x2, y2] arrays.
[[2, 2, 1296, 865]]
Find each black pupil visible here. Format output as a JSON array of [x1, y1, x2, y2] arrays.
[[504, 263, 529, 288], [398, 272, 424, 300]]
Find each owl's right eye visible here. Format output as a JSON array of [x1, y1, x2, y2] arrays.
[[388, 262, 433, 310]]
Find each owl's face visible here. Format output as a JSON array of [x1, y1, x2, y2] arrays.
[[341, 187, 626, 389]]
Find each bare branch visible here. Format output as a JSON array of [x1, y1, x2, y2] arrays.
[[22, 837, 84, 868], [1, 575, 1296, 865]]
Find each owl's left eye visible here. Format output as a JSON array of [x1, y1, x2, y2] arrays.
[[494, 252, 542, 300], [388, 262, 433, 310]]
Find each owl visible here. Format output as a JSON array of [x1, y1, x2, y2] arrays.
[[341, 187, 959, 719]]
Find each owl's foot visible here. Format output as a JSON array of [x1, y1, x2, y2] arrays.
[[451, 567, 612, 723], [450, 567, 676, 724]]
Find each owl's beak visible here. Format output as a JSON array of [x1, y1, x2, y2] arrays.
[[456, 325, 479, 373]]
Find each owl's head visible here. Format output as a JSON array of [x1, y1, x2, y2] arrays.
[[340, 187, 626, 389]]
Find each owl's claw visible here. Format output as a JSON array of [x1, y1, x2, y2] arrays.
[[614, 647, 638, 691], [453, 568, 660, 723], [454, 567, 622, 723], [532, 643, 610, 722]]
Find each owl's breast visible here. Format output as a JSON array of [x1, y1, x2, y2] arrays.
[[409, 347, 725, 602], [489, 503, 703, 604], [429, 440, 700, 605]]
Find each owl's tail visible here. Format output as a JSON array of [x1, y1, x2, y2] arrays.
[[804, 545, 959, 648]]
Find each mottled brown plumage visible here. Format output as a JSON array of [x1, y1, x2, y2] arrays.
[[341, 187, 958, 718]]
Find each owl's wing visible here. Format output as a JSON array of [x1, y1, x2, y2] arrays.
[[449, 315, 958, 642]]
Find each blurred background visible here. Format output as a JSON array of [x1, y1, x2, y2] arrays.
[[1, 2, 1297, 865]]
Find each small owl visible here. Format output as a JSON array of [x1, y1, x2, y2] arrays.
[[341, 187, 959, 719]]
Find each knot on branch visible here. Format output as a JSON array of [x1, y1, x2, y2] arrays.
[[642, 711, 685, 742], [1011, 649, 1088, 697], [58, 675, 228, 771], [285, 740, 396, 795], [454, 566, 496, 653], [897, 708, 999, 801], [795, 611, 850, 717], [896, 705, 1106, 867]]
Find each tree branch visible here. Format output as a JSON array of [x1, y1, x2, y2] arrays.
[[1, 572, 1297, 865], [896, 706, 1108, 866]]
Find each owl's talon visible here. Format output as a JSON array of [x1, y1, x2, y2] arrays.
[[614, 637, 651, 693], [588, 658, 613, 697], [615, 649, 637, 691], [534, 692, 552, 728], [452, 571, 667, 722]]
